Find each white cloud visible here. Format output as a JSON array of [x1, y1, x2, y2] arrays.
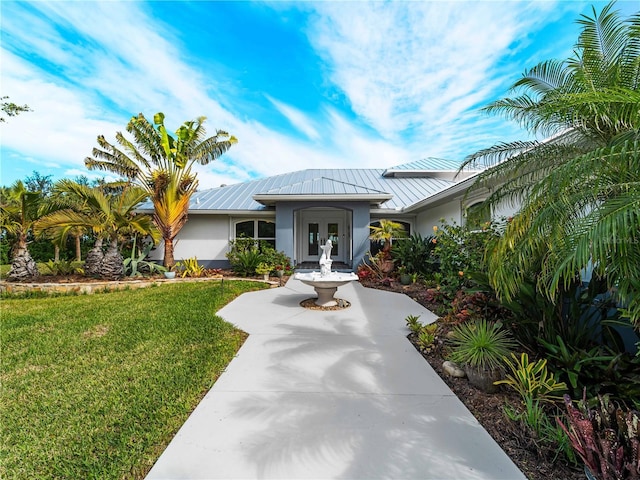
[[300, 1, 563, 156], [265, 95, 321, 141]]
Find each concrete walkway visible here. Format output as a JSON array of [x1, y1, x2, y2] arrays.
[[146, 279, 525, 480]]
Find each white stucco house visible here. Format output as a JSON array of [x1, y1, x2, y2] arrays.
[[145, 158, 517, 269]]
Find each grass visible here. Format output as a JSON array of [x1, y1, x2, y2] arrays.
[[0, 280, 267, 479]]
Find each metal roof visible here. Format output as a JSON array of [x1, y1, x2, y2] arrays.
[[166, 168, 454, 213], [138, 161, 467, 213]]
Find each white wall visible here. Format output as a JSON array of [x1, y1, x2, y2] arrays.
[[415, 201, 463, 236], [148, 215, 230, 263]]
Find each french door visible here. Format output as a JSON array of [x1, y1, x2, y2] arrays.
[[301, 212, 346, 263]]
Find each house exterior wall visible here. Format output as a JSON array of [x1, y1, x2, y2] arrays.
[[148, 215, 231, 268], [415, 201, 463, 235]]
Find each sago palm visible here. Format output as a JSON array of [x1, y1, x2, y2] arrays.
[[84, 112, 237, 268], [35, 180, 159, 279], [460, 3, 640, 327]]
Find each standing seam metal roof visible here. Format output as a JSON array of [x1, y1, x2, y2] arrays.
[[183, 168, 455, 212]]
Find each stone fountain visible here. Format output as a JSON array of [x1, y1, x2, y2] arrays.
[[294, 239, 358, 307]]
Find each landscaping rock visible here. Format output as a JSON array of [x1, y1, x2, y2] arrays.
[[442, 360, 466, 378]]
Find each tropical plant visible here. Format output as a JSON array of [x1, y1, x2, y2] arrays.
[[123, 237, 166, 277], [255, 262, 272, 276], [405, 314, 423, 334], [503, 396, 576, 465], [460, 3, 640, 328], [558, 393, 640, 480], [43, 259, 84, 276], [431, 220, 500, 296], [369, 219, 407, 258], [0, 181, 42, 280], [180, 257, 206, 278], [448, 319, 517, 372], [391, 233, 436, 276], [417, 324, 439, 352], [35, 180, 159, 279], [496, 352, 567, 402], [227, 245, 263, 277], [84, 112, 236, 269]]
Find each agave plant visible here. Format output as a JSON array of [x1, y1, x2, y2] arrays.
[[449, 319, 517, 372]]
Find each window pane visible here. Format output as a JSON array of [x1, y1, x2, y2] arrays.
[[308, 223, 319, 256], [236, 220, 254, 238], [466, 203, 490, 230], [258, 220, 275, 238]]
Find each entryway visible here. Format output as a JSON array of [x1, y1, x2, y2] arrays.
[[298, 209, 350, 265]]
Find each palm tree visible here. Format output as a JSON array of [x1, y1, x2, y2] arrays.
[[35, 180, 159, 279], [84, 112, 236, 268], [460, 3, 640, 326], [0, 181, 41, 281]]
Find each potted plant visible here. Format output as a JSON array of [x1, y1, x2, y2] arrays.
[[448, 319, 516, 393], [255, 262, 272, 281], [164, 261, 181, 279], [398, 266, 412, 285]]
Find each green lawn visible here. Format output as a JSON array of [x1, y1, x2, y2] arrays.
[[0, 280, 266, 479]]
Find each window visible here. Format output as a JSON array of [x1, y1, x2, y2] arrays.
[[465, 202, 491, 231], [234, 219, 276, 249]]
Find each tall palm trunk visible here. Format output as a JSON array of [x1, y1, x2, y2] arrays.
[[163, 237, 175, 269], [7, 234, 39, 281], [74, 234, 82, 262]]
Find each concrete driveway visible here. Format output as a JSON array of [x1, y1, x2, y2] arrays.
[[146, 279, 525, 479]]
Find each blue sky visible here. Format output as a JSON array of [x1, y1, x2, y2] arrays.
[[1, 1, 637, 189]]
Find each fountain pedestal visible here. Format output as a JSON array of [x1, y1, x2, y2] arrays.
[[294, 271, 359, 307], [295, 239, 358, 307]]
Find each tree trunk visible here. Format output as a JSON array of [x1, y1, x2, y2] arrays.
[[74, 234, 82, 262], [85, 238, 104, 277], [163, 237, 175, 269], [100, 239, 123, 280], [7, 235, 39, 281], [54, 245, 60, 262]]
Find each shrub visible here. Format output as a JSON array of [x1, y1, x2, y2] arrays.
[[431, 219, 500, 296], [496, 353, 567, 402], [391, 233, 436, 276], [448, 319, 516, 372], [558, 393, 640, 480], [43, 259, 84, 276], [181, 257, 206, 278]]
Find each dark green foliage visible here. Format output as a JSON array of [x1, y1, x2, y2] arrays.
[[431, 220, 501, 296], [226, 238, 291, 277], [391, 233, 436, 276], [43, 259, 83, 276]]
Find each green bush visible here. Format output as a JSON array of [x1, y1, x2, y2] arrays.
[[226, 238, 291, 277], [391, 233, 436, 276], [431, 219, 500, 296]]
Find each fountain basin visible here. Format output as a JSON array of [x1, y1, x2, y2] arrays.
[[294, 271, 358, 307]]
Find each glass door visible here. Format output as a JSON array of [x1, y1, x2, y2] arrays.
[[302, 213, 346, 263]]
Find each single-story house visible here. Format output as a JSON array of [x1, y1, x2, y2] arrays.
[[145, 158, 517, 269]]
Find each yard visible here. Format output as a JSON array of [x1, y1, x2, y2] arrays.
[[0, 280, 267, 479]]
